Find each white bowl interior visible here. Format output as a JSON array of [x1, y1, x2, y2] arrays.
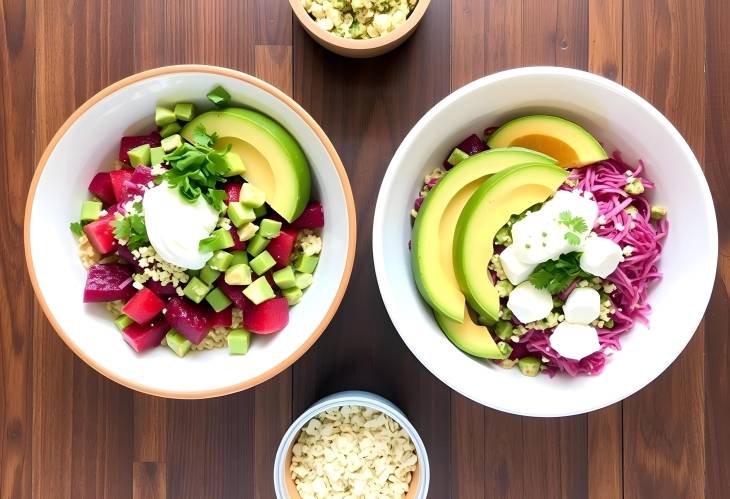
[[373, 67, 717, 417], [28, 70, 351, 396]]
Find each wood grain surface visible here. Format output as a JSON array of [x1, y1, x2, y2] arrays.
[[1, 0, 727, 497]]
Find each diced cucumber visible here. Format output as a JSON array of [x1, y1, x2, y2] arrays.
[[227, 202, 256, 228], [294, 254, 319, 273], [128, 143, 151, 166], [166, 329, 192, 357], [227, 328, 250, 355], [155, 106, 177, 127], [247, 234, 270, 257], [230, 250, 248, 266], [114, 314, 134, 331], [282, 287, 303, 306], [249, 251, 276, 275], [200, 265, 222, 286], [80, 200, 103, 222], [239, 183, 266, 208], [447, 147, 470, 166], [199, 228, 235, 253], [294, 272, 313, 290], [183, 277, 211, 303], [208, 250, 234, 271], [205, 287, 232, 312], [272, 266, 296, 289], [150, 146, 165, 165], [159, 122, 182, 138], [161, 134, 183, 153], [174, 102, 196, 122], [259, 218, 282, 239]]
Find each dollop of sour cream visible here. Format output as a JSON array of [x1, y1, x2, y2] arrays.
[[143, 182, 218, 270]]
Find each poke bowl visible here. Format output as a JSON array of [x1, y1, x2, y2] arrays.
[[373, 66, 717, 417], [25, 65, 356, 399]]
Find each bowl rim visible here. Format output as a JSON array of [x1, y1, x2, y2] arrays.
[[24, 64, 357, 399], [288, 0, 431, 51], [372, 65, 718, 417]]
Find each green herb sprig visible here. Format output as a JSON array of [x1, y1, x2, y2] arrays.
[[559, 211, 589, 246], [69, 222, 85, 238], [529, 252, 591, 294], [113, 214, 149, 250]]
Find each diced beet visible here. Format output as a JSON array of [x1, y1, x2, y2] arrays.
[[456, 133, 487, 155], [289, 202, 324, 229], [267, 229, 297, 268], [483, 126, 499, 138], [83, 263, 135, 302], [116, 244, 142, 272], [88, 172, 116, 205], [165, 297, 213, 344], [130, 166, 154, 186], [122, 287, 166, 324], [243, 297, 289, 334], [119, 132, 161, 163], [230, 226, 246, 250], [109, 169, 133, 202], [121, 180, 146, 201], [224, 181, 242, 204], [146, 279, 178, 297], [83, 214, 118, 254], [216, 276, 250, 310], [122, 317, 169, 353], [211, 308, 233, 328]]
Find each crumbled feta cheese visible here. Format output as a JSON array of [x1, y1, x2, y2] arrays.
[[622, 245, 635, 256], [132, 281, 144, 290], [615, 222, 625, 231], [597, 214, 607, 225]]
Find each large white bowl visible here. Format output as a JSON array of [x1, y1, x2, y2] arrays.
[[25, 65, 356, 399], [372, 66, 717, 417]]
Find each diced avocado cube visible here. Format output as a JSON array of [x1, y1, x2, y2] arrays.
[[247, 234, 270, 257], [239, 183, 266, 208], [159, 121, 182, 138], [624, 178, 645, 195], [205, 287, 232, 312], [237, 222, 259, 242], [650, 205, 668, 220], [282, 287, 303, 306], [250, 250, 276, 275], [80, 200, 103, 222], [243, 276, 275, 305], [447, 147, 470, 166], [494, 321, 513, 340], [230, 250, 248, 266], [114, 314, 134, 331], [155, 106, 177, 127], [187, 268, 200, 278], [207, 85, 231, 107], [200, 265, 222, 286], [253, 204, 268, 218], [161, 133, 183, 153], [174, 102, 196, 122], [517, 356, 541, 377], [227, 202, 256, 228], [497, 341, 513, 358], [150, 146, 165, 165], [128, 143, 151, 167], [272, 266, 296, 289], [199, 228, 235, 253], [223, 152, 246, 176], [225, 263, 252, 286], [183, 276, 211, 303], [294, 272, 313, 289], [227, 328, 250, 355], [294, 254, 319, 273], [259, 218, 282, 239], [166, 329, 192, 357], [208, 250, 234, 271]]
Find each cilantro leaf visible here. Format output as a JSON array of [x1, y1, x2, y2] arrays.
[[113, 214, 149, 250], [529, 253, 591, 294], [559, 210, 589, 234], [70, 222, 85, 238], [113, 218, 132, 240], [192, 125, 219, 148], [572, 217, 588, 234], [564, 232, 581, 246], [203, 189, 228, 212]]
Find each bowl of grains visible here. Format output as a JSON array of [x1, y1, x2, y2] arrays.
[[274, 391, 429, 498], [289, 0, 431, 58]]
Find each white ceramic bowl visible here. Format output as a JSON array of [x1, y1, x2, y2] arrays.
[[274, 391, 430, 498], [25, 65, 356, 399], [373, 66, 717, 417]]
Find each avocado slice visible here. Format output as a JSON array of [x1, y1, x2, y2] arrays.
[[486, 115, 608, 168], [435, 307, 505, 359], [181, 108, 311, 222], [453, 163, 569, 322], [411, 148, 557, 322]]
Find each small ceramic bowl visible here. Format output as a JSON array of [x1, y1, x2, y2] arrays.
[[25, 65, 356, 399], [289, 0, 431, 58], [274, 391, 430, 498]]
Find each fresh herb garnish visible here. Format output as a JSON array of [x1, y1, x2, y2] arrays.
[[529, 252, 591, 294], [206, 85, 231, 108], [113, 214, 149, 250], [559, 210, 588, 246], [69, 222, 85, 238]]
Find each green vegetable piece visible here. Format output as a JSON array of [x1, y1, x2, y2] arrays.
[[200, 265, 222, 286], [230, 250, 248, 266], [294, 272, 313, 289], [227, 202, 256, 228], [150, 146, 165, 165], [227, 328, 250, 355], [70, 222, 85, 238], [259, 218, 282, 239], [247, 234, 270, 256], [237, 222, 259, 242], [161, 133, 183, 153], [650, 205, 668, 220], [205, 287, 232, 312], [239, 183, 266, 208], [243, 276, 275, 305], [294, 254, 319, 273], [207, 85, 232, 107], [349, 20, 365, 38], [199, 228, 235, 253], [282, 286, 303, 306], [494, 279, 514, 298], [604, 318, 615, 329], [494, 321, 513, 340], [272, 266, 296, 289], [253, 204, 268, 218], [187, 268, 201, 278], [224, 263, 252, 286], [166, 329, 192, 357], [494, 226, 512, 245], [128, 143, 151, 167], [80, 200, 102, 222], [208, 250, 234, 271], [497, 341, 513, 357], [174, 102, 196, 122], [250, 250, 276, 275], [517, 356, 542, 377], [114, 314, 134, 331], [223, 152, 246, 177], [159, 121, 182, 138], [624, 178, 645, 195], [447, 147, 470, 166], [183, 276, 211, 304], [155, 106, 177, 127]]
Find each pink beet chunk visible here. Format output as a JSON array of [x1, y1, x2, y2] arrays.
[[88, 172, 116, 205], [119, 132, 161, 163], [122, 287, 166, 324], [229, 226, 246, 250], [122, 318, 169, 353], [267, 229, 297, 268], [83, 214, 118, 254], [243, 297, 289, 334], [289, 202, 324, 229], [216, 276, 250, 310], [109, 169, 133, 202], [165, 297, 213, 344], [83, 263, 135, 302], [146, 279, 178, 297], [211, 308, 233, 328], [224, 181, 242, 204]]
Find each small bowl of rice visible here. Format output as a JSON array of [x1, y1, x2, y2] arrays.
[[274, 391, 429, 498]]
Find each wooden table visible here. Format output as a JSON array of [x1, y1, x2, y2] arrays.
[[1, 0, 727, 497]]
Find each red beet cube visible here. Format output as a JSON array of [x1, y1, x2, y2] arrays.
[[122, 287, 166, 324], [83, 214, 118, 254], [211, 308, 233, 328], [88, 172, 116, 205], [165, 297, 213, 344], [216, 276, 250, 310], [267, 229, 297, 268], [83, 263, 135, 302], [122, 318, 169, 353], [119, 132, 161, 163], [289, 202, 324, 229], [109, 169, 133, 202], [243, 297, 289, 334], [230, 226, 246, 250], [224, 181, 242, 204]]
